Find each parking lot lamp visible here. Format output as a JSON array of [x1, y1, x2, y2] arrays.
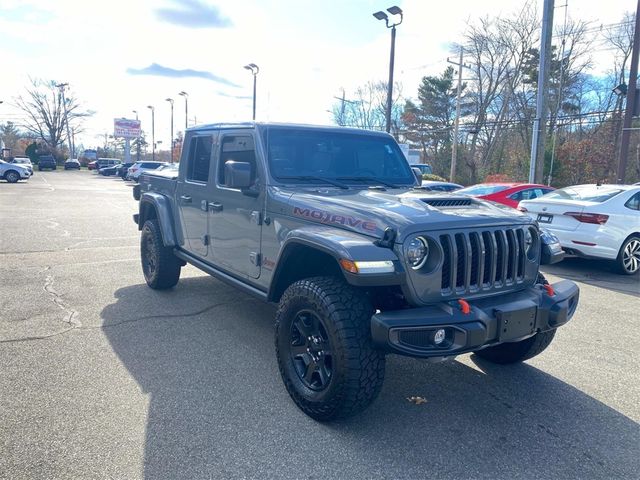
[[179, 91, 188, 129], [147, 105, 155, 161], [165, 98, 174, 163], [372, 6, 403, 134], [243, 63, 259, 121]]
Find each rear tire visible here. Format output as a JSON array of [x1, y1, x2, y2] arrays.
[[615, 236, 640, 275], [275, 276, 385, 421], [474, 330, 557, 364], [140, 219, 181, 289]]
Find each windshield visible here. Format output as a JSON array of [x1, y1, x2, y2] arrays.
[[543, 185, 624, 203], [265, 127, 415, 187], [457, 184, 510, 196]]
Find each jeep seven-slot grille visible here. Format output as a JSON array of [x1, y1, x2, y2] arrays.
[[440, 228, 526, 294]]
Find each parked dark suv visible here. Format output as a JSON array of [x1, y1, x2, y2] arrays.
[[38, 155, 57, 171]]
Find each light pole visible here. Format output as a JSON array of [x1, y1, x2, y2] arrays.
[[243, 63, 259, 121], [56, 83, 74, 158], [372, 6, 403, 134], [132, 110, 140, 162], [147, 105, 155, 161], [165, 98, 174, 163], [178, 91, 188, 130]]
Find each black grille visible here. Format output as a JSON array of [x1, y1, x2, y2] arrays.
[[440, 227, 527, 294], [422, 198, 473, 207]]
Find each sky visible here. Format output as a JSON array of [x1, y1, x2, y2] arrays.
[[0, 0, 634, 151]]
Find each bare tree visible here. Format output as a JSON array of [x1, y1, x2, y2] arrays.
[[13, 79, 92, 153], [331, 81, 403, 135]]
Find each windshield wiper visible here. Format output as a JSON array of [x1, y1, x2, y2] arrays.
[[277, 175, 349, 190], [336, 176, 400, 189]]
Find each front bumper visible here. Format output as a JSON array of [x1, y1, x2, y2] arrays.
[[371, 280, 579, 358]]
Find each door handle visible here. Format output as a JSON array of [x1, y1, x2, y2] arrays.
[[180, 195, 192, 203], [208, 202, 223, 212]]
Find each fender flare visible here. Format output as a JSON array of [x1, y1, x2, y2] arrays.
[[138, 192, 177, 247], [267, 226, 402, 301]]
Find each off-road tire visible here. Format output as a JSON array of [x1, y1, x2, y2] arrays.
[[275, 276, 385, 421], [4, 170, 20, 183], [140, 219, 181, 289], [474, 329, 557, 364], [615, 235, 640, 275]]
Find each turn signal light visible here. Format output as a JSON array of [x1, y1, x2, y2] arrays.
[[564, 212, 609, 225], [517, 206, 528, 212], [339, 259, 358, 274]]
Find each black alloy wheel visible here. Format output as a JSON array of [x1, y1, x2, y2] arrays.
[[288, 310, 333, 391], [141, 231, 158, 280], [140, 219, 181, 289]]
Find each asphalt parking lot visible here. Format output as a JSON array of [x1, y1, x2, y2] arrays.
[[1, 171, 639, 479]]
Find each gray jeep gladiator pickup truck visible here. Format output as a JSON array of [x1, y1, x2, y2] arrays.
[[132, 122, 579, 421]]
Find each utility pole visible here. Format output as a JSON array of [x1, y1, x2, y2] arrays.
[[56, 83, 74, 159], [333, 89, 358, 126], [617, 0, 640, 183], [529, 0, 555, 184], [447, 47, 469, 183]]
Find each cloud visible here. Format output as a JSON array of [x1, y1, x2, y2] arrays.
[[217, 91, 252, 100], [126, 63, 239, 87], [155, 0, 231, 28]]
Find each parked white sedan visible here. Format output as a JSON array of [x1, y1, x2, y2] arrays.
[[518, 184, 640, 274]]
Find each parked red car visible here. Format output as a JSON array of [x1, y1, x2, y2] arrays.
[[456, 183, 555, 209], [87, 161, 98, 170]]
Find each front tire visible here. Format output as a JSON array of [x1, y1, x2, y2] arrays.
[[4, 170, 20, 183], [615, 236, 640, 275], [140, 219, 181, 289], [275, 276, 385, 421], [474, 329, 557, 364]]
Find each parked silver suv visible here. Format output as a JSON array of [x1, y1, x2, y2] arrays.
[[1, 159, 32, 183]]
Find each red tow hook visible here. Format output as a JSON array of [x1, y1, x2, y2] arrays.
[[457, 299, 471, 315], [543, 284, 555, 296]]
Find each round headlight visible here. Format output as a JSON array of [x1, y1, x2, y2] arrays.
[[524, 228, 533, 253], [405, 237, 429, 269], [525, 227, 539, 260]]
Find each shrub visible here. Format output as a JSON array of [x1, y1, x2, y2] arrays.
[[422, 173, 448, 182]]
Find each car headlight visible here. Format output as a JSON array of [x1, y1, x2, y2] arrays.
[[405, 236, 429, 269], [524, 227, 540, 260]]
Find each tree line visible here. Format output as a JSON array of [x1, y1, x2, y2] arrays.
[[332, 5, 638, 186]]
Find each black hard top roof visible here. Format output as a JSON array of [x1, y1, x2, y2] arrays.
[[186, 122, 392, 138]]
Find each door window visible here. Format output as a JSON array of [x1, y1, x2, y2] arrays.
[[187, 136, 213, 183], [218, 135, 257, 188]]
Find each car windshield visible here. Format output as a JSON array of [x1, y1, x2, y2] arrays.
[[457, 184, 510, 196], [543, 185, 625, 203], [265, 127, 415, 187]]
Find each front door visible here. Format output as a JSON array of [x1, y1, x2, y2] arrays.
[[209, 132, 263, 279], [176, 133, 216, 258]]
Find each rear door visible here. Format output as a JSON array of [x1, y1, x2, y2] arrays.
[[209, 131, 263, 279], [175, 132, 216, 258]]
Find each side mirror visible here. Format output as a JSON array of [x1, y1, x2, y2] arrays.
[[411, 167, 422, 184], [224, 160, 252, 189]]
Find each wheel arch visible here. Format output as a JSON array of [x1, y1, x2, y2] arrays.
[[138, 193, 177, 247], [268, 242, 345, 302]]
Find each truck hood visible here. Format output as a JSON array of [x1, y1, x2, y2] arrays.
[[279, 187, 533, 242]]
